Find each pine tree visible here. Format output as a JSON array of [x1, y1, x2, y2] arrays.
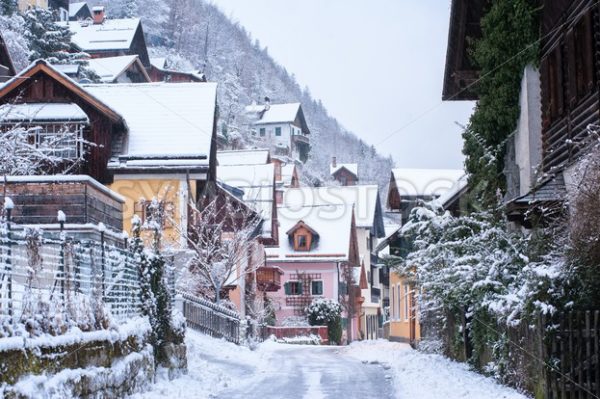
[[23, 7, 72, 62], [122, 0, 138, 18]]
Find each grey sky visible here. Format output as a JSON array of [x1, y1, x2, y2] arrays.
[[212, 0, 475, 169]]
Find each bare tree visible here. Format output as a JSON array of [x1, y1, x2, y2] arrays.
[[182, 194, 262, 304]]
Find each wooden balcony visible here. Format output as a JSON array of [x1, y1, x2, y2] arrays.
[[256, 266, 283, 292]]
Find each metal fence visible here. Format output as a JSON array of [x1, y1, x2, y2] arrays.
[[0, 229, 143, 335], [178, 290, 240, 344]]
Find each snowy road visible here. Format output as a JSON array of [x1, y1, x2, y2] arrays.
[[213, 345, 395, 399]]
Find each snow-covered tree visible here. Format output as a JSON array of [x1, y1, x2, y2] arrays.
[[0, 13, 29, 70], [306, 298, 342, 344], [23, 7, 73, 62], [0, 0, 16, 16], [183, 194, 262, 304]]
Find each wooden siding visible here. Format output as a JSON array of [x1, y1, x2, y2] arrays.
[[0, 181, 123, 230], [540, 0, 600, 173], [0, 69, 121, 183]]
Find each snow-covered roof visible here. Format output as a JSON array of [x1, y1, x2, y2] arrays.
[[84, 82, 217, 158], [282, 185, 380, 228], [280, 164, 296, 186], [246, 103, 301, 125], [331, 163, 358, 177], [150, 57, 167, 69], [391, 168, 464, 197], [266, 201, 353, 262], [51, 64, 80, 75], [69, 2, 89, 18], [66, 18, 141, 51], [436, 174, 469, 208], [0, 103, 89, 122], [87, 55, 146, 83], [217, 149, 270, 166], [217, 164, 275, 237]]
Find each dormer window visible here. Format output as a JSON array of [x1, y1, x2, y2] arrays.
[[286, 220, 319, 252]]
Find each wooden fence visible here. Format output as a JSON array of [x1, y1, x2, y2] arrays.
[[546, 311, 600, 399], [178, 290, 241, 344]]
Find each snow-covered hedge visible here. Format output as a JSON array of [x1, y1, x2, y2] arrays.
[[306, 298, 342, 345]]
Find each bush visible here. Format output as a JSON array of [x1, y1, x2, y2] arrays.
[[306, 298, 342, 345]]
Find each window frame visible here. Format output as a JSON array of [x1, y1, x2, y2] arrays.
[[259, 127, 266, 137], [311, 280, 323, 296]]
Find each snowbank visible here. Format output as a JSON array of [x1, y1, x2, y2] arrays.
[[344, 340, 530, 399]]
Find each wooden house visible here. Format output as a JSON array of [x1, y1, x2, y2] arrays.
[[87, 55, 151, 83], [0, 33, 16, 83], [69, 2, 92, 21], [67, 14, 150, 67], [330, 157, 358, 186], [148, 58, 206, 83]]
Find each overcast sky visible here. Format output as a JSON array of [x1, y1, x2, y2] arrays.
[[211, 0, 475, 169]]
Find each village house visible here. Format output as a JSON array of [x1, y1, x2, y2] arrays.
[[245, 100, 311, 163], [147, 58, 206, 84], [266, 189, 364, 342], [282, 185, 385, 339], [86, 55, 151, 83], [330, 157, 358, 186], [0, 60, 127, 243], [69, 1, 92, 21], [380, 168, 464, 344], [65, 7, 151, 67], [443, 0, 600, 229]]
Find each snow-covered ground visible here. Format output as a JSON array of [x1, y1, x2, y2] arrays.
[[344, 340, 531, 399], [134, 330, 530, 399]]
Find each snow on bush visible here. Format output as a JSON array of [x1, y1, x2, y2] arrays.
[[306, 298, 342, 345]]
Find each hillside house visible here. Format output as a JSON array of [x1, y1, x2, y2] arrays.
[[266, 196, 364, 342], [86, 55, 151, 83], [65, 11, 150, 67], [0, 33, 15, 83], [330, 157, 358, 186], [148, 58, 206, 83], [245, 101, 310, 163], [283, 185, 385, 339], [69, 1, 92, 21], [0, 60, 127, 242]]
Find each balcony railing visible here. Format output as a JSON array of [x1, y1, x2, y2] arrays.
[[256, 266, 283, 292]]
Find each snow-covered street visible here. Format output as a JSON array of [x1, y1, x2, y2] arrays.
[[133, 329, 530, 399]]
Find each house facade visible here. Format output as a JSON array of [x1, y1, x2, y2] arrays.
[[330, 157, 358, 186], [245, 101, 310, 163], [266, 200, 363, 342]]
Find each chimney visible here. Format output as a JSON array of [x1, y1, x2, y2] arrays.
[[264, 96, 271, 111], [92, 6, 106, 24], [332, 156, 337, 168]]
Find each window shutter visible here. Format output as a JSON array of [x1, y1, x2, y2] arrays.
[[566, 28, 578, 107], [298, 283, 303, 295], [284, 282, 290, 295]]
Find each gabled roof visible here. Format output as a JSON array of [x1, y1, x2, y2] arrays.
[[217, 163, 275, 238], [283, 185, 384, 234], [87, 55, 150, 83], [331, 163, 358, 178], [84, 82, 217, 159], [285, 220, 319, 237], [437, 174, 469, 208], [150, 57, 167, 69], [0, 32, 16, 78], [0, 60, 122, 123], [69, 2, 91, 18], [66, 18, 141, 52], [390, 168, 465, 197], [280, 164, 297, 186], [246, 102, 311, 134], [267, 202, 353, 262], [217, 149, 270, 166]]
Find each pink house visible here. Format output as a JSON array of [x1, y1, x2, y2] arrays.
[[265, 201, 364, 343]]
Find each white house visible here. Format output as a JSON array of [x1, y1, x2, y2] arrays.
[[245, 101, 310, 163]]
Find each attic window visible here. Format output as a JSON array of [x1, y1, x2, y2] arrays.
[[296, 234, 308, 251], [286, 220, 319, 252]]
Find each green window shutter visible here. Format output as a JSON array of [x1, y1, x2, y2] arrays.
[[284, 282, 291, 295], [298, 282, 303, 295], [312, 281, 323, 295]]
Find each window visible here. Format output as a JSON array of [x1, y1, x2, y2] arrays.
[[311, 281, 323, 296], [284, 281, 302, 295], [391, 285, 395, 320], [26, 123, 85, 160], [275, 127, 282, 136], [397, 285, 401, 320], [259, 128, 266, 137], [295, 234, 310, 251]]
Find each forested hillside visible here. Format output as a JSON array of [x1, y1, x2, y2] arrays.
[[98, 0, 394, 187]]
